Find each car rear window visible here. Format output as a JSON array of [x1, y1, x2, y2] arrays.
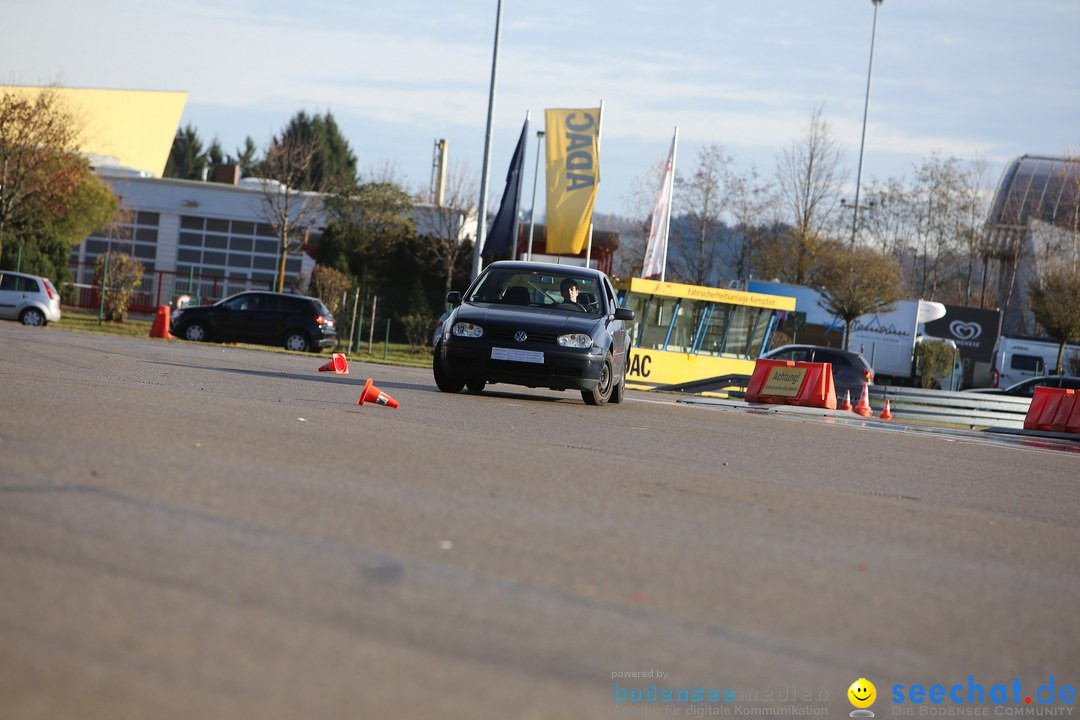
[[814, 350, 852, 367], [0, 274, 39, 292]]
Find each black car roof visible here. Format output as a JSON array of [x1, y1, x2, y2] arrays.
[[483, 260, 605, 280], [767, 344, 863, 358]]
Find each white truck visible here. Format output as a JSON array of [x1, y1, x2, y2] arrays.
[[990, 336, 1080, 388]]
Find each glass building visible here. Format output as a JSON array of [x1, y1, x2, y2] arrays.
[[985, 155, 1080, 335]]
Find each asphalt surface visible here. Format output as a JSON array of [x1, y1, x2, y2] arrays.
[[1, 324, 1078, 719]]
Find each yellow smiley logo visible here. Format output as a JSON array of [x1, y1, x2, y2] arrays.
[[848, 678, 876, 708]]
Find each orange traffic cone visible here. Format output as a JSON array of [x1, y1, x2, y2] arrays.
[[879, 398, 893, 420], [318, 353, 349, 374], [839, 389, 853, 412], [853, 382, 873, 418], [357, 377, 399, 409], [149, 305, 170, 339]]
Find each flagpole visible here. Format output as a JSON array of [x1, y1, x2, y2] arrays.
[[660, 125, 678, 282], [525, 128, 544, 261], [471, 0, 503, 281], [585, 98, 603, 269], [512, 110, 530, 260]]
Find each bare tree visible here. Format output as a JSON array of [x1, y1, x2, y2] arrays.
[[0, 86, 85, 263], [671, 143, 733, 285], [725, 165, 777, 284], [958, 156, 992, 305], [814, 241, 905, 350], [765, 104, 847, 284], [256, 135, 324, 293], [1028, 263, 1080, 374], [422, 159, 478, 300]]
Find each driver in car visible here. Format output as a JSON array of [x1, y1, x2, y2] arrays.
[[560, 278, 584, 310]]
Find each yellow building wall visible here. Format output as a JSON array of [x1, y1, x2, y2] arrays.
[[1, 86, 187, 177]]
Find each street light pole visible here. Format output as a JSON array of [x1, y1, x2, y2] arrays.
[[851, 0, 883, 247], [525, 130, 544, 261], [471, 0, 504, 280]]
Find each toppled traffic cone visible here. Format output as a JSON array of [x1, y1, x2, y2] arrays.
[[357, 377, 399, 409], [853, 382, 873, 418], [839, 389, 853, 412], [149, 305, 170, 339], [879, 398, 894, 420], [318, 352, 349, 374]]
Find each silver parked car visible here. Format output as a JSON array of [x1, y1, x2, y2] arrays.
[[0, 270, 62, 326]]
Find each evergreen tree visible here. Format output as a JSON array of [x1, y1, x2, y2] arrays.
[[164, 124, 207, 180], [271, 111, 357, 191], [208, 138, 225, 166], [236, 137, 260, 178]]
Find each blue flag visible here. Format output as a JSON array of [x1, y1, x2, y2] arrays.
[[482, 119, 528, 257]]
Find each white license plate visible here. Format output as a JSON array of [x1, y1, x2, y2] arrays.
[[491, 346, 544, 364]]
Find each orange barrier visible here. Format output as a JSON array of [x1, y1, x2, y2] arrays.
[[1024, 387, 1080, 433], [357, 377, 399, 409], [149, 305, 170, 339], [745, 359, 837, 410]]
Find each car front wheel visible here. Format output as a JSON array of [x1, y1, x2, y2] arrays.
[[433, 343, 465, 393], [582, 351, 614, 406], [466, 379, 486, 393], [183, 322, 208, 342], [20, 308, 46, 326]]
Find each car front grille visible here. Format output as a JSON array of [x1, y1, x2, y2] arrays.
[[485, 328, 559, 344]]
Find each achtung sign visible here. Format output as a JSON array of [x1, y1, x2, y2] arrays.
[[761, 366, 808, 397]]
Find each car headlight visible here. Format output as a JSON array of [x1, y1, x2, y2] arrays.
[[452, 322, 484, 338], [557, 333, 592, 348]]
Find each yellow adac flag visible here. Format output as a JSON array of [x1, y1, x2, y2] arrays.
[[545, 108, 601, 255]]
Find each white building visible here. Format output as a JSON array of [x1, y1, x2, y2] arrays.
[[72, 168, 322, 310]]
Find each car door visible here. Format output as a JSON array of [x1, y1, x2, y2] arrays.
[[253, 294, 290, 345], [602, 277, 630, 371], [214, 293, 259, 342], [0, 273, 20, 319]]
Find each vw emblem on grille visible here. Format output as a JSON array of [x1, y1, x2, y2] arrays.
[[514, 331, 528, 342]]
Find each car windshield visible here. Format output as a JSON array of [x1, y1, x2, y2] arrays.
[[465, 268, 603, 315]]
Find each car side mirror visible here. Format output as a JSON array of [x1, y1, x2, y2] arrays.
[[613, 307, 634, 321], [446, 291, 462, 305]]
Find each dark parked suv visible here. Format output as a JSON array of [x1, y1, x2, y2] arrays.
[[759, 344, 875, 398], [170, 291, 336, 352]]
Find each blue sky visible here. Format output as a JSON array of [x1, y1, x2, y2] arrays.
[[5, 0, 1079, 220]]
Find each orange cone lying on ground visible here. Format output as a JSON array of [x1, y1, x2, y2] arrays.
[[879, 398, 894, 420], [839, 389, 853, 412], [357, 377, 399, 409], [853, 382, 873, 418], [318, 353, 349, 374]]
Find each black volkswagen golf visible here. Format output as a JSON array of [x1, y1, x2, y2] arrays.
[[433, 261, 634, 405], [170, 291, 336, 352]]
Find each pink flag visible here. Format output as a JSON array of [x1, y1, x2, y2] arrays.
[[641, 128, 678, 279]]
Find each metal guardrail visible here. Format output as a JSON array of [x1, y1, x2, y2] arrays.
[[869, 386, 1031, 429], [657, 374, 1032, 430]]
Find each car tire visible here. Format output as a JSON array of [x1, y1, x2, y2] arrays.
[[19, 308, 46, 327], [183, 322, 208, 342], [466, 379, 486, 393], [284, 332, 311, 352], [581, 351, 614, 406], [433, 342, 465, 393], [610, 364, 626, 404]]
